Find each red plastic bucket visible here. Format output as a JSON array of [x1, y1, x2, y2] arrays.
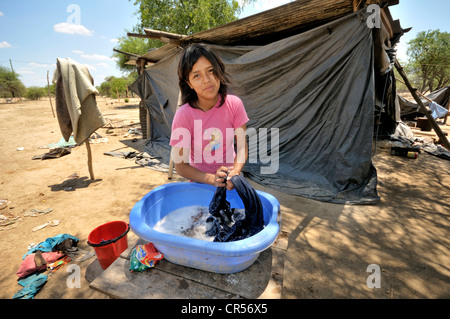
[[87, 221, 130, 269]]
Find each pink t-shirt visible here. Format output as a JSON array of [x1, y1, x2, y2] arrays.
[[170, 94, 249, 174]]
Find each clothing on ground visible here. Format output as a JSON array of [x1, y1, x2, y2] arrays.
[[23, 234, 79, 259], [12, 273, 48, 299]]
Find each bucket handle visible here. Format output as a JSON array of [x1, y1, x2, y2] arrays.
[[87, 223, 130, 247]]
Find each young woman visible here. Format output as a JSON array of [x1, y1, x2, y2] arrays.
[[170, 43, 248, 191]]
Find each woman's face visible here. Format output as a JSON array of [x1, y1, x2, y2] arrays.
[[187, 56, 221, 106]]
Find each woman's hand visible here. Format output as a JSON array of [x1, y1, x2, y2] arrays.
[[213, 166, 229, 188], [214, 166, 236, 189], [224, 167, 241, 191]]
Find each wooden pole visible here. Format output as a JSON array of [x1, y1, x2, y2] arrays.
[[47, 70, 55, 118], [168, 91, 183, 180], [85, 138, 95, 180], [444, 97, 450, 125], [395, 60, 450, 150]]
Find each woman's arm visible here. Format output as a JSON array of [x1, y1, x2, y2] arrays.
[[231, 123, 248, 174], [226, 124, 248, 190]]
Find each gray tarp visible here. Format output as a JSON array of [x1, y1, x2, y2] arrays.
[[130, 12, 380, 204], [398, 86, 450, 118]]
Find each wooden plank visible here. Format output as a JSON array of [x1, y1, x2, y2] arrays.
[[94, 233, 286, 299], [381, 8, 394, 38], [89, 257, 240, 299], [127, 32, 150, 39], [153, 248, 282, 299], [185, 0, 354, 45], [143, 29, 187, 43]]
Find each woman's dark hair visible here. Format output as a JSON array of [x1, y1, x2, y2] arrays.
[[178, 43, 230, 109]]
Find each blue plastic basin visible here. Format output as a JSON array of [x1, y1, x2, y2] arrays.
[[129, 182, 280, 274]]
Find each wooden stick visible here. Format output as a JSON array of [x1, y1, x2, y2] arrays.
[[396, 77, 434, 103], [445, 97, 450, 125], [168, 148, 175, 180], [416, 91, 434, 103], [47, 70, 55, 118], [395, 60, 450, 150], [168, 92, 183, 180], [85, 139, 95, 180]]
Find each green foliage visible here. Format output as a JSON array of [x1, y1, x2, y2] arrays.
[[0, 66, 26, 98], [112, 26, 164, 73], [25, 86, 46, 100], [97, 73, 138, 98], [113, 0, 251, 73], [133, 0, 241, 35], [406, 29, 450, 92]]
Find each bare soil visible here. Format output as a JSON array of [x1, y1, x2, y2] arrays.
[[0, 97, 449, 299]]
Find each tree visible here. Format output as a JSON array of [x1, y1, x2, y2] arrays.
[[113, 0, 254, 73], [25, 86, 46, 100], [133, 0, 241, 35], [97, 73, 138, 98], [0, 66, 26, 98], [407, 29, 450, 93], [113, 26, 163, 73]]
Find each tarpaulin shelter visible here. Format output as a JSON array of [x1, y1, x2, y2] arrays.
[[125, 0, 408, 204], [399, 86, 450, 120]]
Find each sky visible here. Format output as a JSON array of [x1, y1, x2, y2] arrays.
[[0, 0, 449, 88]]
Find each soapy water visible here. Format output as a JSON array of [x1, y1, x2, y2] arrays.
[[153, 205, 245, 241], [153, 206, 213, 241]]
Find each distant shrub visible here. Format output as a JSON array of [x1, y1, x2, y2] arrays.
[[26, 86, 46, 100]]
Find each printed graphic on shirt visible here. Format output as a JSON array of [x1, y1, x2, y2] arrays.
[[204, 128, 222, 152]]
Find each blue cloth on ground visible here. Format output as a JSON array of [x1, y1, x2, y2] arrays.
[[23, 234, 79, 259], [206, 175, 264, 242], [12, 273, 48, 299]]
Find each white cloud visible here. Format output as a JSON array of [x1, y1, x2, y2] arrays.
[[110, 38, 119, 43], [0, 41, 12, 48], [53, 22, 94, 36], [72, 50, 84, 54], [83, 64, 97, 71], [80, 53, 112, 61], [95, 63, 110, 68], [0, 11, 4, 16], [18, 70, 34, 75]]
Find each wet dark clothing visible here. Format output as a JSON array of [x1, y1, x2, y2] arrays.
[[206, 175, 264, 242]]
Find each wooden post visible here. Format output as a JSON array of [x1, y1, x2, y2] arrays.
[[168, 91, 183, 180], [137, 58, 149, 140], [47, 70, 55, 118], [146, 108, 151, 140], [395, 60, 450, 150], [85, 138, 95, 180], [444, 97, 450, 125]]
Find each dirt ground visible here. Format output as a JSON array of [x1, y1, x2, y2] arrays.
[[0, 97, 449, 299]]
